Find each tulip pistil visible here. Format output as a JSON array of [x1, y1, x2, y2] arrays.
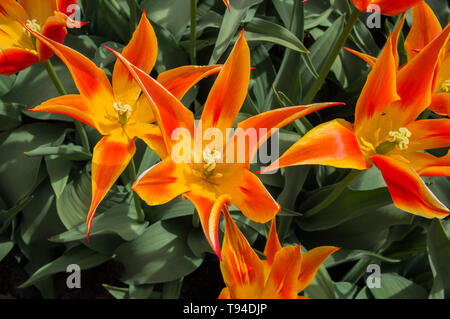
[[113, 101, 132, 125], [203, 147, 222, 178]]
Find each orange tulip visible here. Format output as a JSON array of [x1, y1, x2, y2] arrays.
[[404, 2, 449, 116], [350, 0, 423, 16], [219, 207, 339, 299], [262, 21, 450, 219], [109, 30, 343, 258], [0, 0, 85, 75], [22, 13, 223, 238]]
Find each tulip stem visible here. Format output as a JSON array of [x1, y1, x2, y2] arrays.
[[190, 0, 197, 64], [127, 158, 145, 223], [304, 169, 361, 217], [44, 59, 90, 153], [302, 8, 361, 104]]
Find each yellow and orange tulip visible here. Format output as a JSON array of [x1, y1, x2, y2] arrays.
[[0, 0, 85, 75], [350, 0, 424, 16], [404, 2, 449, 116], [109, 31, 343, 258], [262, 20, 450, 219], [23, 13, 222, 238], [219, 208, 339, 299]]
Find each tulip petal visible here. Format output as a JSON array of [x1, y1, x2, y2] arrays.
[[222, 0, 231, 11], [157, 65, 222, 100], [132, 158, 189, 206], [57, 0, 78, 17], [23, 24, 116, 128], [396, 24, 450, 125], [218, 288, 231, 299], [354, 35, 400, 135], [0, 47, 39, 75], [127, 94, 156, 125], [221, 169, 281, 223], [112, 12, 157, 105], [237, 102, 344, 162], [18, 0, 56, 25], [404, 1, 442, 61], [124, 122, 168, 159], [183, 192, 229, 259], [260, 119, 368, 174], [38, 15, 68, 61], [31, 94, 97, 129], [220, 206, 265, 299], [262, 245, 302, 299], [344, 47, 377, 68], [371, 155, 449, 219], [405, 119, 450, 152], [87, 129, 136, 239], [297, 246, 340, 293], [201, 30, 250, 141], [429, 93, 450, 117], [403, 151, 450, 177], [263, 219, 282, 267], [355, 0, 423, 16], [107, 47, 195, 154], [0, 1, 33, 50]]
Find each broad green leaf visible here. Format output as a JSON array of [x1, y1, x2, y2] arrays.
[[142, 0, 191, 41], [334, 281, 358, 299], [115, 218, 202, 285], [369, 273, 428, 299], [0, 102, 22, 132], [45, 156, 72, 198], [25, 143, 92, 161], [0, 123, 67, 204], [303, 266, 336, 299], [244, 18, 308, 53], [427, 219, 450, 299], [50, 204, 148, 242], [20, 245, 110, 288], [209, 0, 263, 64], [149, 197, 195, 223], [0, 241, 13, 262]]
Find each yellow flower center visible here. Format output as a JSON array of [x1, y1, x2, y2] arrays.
[[203, 147, 222, 178], [25, 19, 41, 33], [388, 127, 411, 151], [113, 101, 132, 125], [439, 80, 450, 93]]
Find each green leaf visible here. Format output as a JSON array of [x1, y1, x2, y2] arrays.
[[0, 241, 13, 262], [369, 273, 428, 299], [303, 266, 336, 299], [0, 123, 67, 204], [0, 102, 22, 132], [427, 219, 450, 299], [149, 197, 195, 222], [45, 155, 72, 198], [50, 204, 148, 242], [25, 143, 92, 161], [209, 0, 263, 64], [19, 245, 110, 288], [142, 0, 191, 41], [115, 218, 203, 285], [244, 17, 308, 53]]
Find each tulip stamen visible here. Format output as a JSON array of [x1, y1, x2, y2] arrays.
[[358, 136, 376, 154], [203, 146, 222, 178], [113, 101, 132, 125], [24, 19, 41, 33], [439, 80, 450, 93], [388, 127, 411, 151]]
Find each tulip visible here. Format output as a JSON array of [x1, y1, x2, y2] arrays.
[[219, 206, 339, 299], [262, 21, 450, 219], [0, 0, 85, 75]]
